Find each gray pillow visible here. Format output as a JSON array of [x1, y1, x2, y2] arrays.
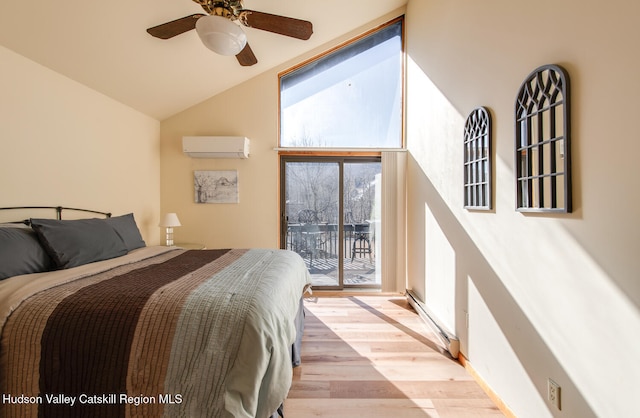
[[30, 218, 128, 269], [105, 213, 146, 251], [0, 227, 53, 280]]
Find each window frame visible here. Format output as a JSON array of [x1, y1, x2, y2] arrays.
[[279, 155, 383, 290], [277, 16, 405, 152]]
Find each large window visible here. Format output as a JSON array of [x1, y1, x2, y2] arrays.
[[279, 18, 404, 149]]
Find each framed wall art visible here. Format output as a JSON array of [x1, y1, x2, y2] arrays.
[[194, 170, 239, 204]]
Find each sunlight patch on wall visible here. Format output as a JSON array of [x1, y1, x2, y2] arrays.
[[406, 54, 640, 417], [424, 202, 456, 332], [469, 154, 640, 417], [467, 277, 550, 416], [406, 59, 465, 205]]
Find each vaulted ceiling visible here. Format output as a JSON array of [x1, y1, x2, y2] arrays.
[[0, 0, 407, 120]]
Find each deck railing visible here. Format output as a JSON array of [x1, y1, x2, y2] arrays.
[[285, 223, 373, 261]]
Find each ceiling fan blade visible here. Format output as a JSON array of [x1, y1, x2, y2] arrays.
[[241, 10, 313, 40], [147, 14, 205, 39], [236, 43, 258, 66]]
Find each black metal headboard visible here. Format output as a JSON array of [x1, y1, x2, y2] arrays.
[[0, 206, 112, 225]]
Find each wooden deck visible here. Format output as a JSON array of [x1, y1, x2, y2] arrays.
[[303, 256, 378, 287], [287, 223, 379, 287]]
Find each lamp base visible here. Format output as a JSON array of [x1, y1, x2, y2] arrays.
[[165, 227, 174, 246]]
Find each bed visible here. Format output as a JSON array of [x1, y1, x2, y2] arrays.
[[0, 207, 311, 418]]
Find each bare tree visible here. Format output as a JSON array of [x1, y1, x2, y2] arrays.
[[194, 172, 215, 203], [286, 161, 379, 224], [287, 162, 338, 223]]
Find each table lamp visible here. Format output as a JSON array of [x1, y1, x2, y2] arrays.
[[159, 213, 181, 246]]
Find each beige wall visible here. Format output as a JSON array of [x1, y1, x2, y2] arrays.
[[0, 46, 161, 244], [405, 1, 639, 417], [160, 70, 280, 249], [159, 9, 405, 251]]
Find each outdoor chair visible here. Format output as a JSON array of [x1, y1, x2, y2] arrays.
[[351, 222, 373, 262]]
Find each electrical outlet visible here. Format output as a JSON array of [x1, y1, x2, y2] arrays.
[[548, 378, 561, 410]]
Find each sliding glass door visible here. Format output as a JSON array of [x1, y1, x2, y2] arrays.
[[343, 160, 381, 287], [281, 157, 381, 289]]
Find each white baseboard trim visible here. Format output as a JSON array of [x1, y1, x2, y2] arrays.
[[406, 289, 460, 358]]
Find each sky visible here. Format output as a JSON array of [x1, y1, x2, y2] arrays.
[[280, 22, 403, 148]]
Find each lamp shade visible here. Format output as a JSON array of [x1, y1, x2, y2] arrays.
[[195, 15, 247, 56], [159, 213, 181, 228]]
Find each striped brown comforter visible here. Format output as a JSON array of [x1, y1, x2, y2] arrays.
[[0, 247, 311, 418]]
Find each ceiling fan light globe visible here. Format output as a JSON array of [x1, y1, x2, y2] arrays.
[[195, 15, 247, 56]]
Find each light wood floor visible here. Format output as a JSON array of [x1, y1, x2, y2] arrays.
[[284, 295, 504, 418]]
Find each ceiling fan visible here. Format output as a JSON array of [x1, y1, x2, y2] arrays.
[[147, 0, 313, 66]]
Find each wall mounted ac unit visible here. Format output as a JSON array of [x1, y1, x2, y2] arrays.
[[182, 136, 250, 159]]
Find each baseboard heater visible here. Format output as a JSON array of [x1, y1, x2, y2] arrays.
[[406, 289, 460, 358]]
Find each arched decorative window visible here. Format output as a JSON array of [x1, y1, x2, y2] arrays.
[[464, 107, 492, 210], [515, 64, 571, 213]]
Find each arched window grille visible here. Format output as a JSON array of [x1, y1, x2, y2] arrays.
[[464, 107, 492, 210], [515, 64, 572, 212]]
